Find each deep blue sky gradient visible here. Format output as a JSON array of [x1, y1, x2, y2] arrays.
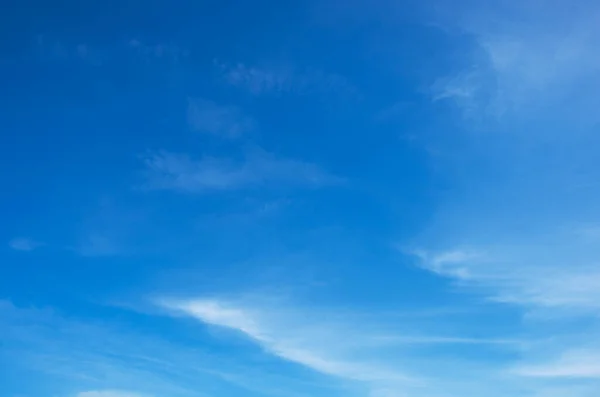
[[2, 1, 600, 397]]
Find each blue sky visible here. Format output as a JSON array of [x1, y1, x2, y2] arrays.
[[2, 1, 600, 396]]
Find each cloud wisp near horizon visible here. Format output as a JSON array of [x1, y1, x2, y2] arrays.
[[2, 1, 600, 397]]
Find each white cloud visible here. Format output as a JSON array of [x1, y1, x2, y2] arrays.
[[143, 149, 342, 193], [187, 98, 254, 138], [157, 297, 538, 397], [412, 4, 600, 390], [409, 248, 482, 280], [157, 296, 428, 397], [430, 70, 488, 119], [409, 245, 600, 313], [163, 300, 391, 379], [514, 349, 600, 379], [372, 335, 518, 346], [409, 240, 600, 385], [8, 238, 41, 251], [431, 1, 600, 121]]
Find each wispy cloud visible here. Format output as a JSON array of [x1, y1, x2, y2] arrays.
[[0, 301, 350, 397], [143, 149, 342, 193], [430, 1, 600, 122], [408, 237, 600, 387], [373, 335, 518, 346], [430, 70, 489, 119], [76, 391, 151, 397], [411, 4, 600, 391], [409, 244, 600, 313], [8, 238, 42, 252], [0, 302, 195, 397], [216, 61, 358, 98], [514, 349, 600, 379], [157, 298, 416, 388], [155, 295, 551, 397], [187, 98, 254, 138], [408, 248, 482, 280]]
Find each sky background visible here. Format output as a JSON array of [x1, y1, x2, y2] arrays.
[[2, 1, 600, 397]]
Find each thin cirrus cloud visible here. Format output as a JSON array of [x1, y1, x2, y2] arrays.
[[2, 300, 347, 397], [430, 1, 600, 121], [513, 349, 600, 379], [1, 300, 305, 397], [407, 237, 600, 381], [0, 301, 190, 397], [407, 4, 600, 388], [155, 297, 531, 396], [143, 149, 343, 193], [187, 98, 254, 138], [157, 297, 417, 390], [408, 241, 600, 313], [216, 61, 358, 98], [8, 237, 42, 252], [8, 235, 121, 258], [76, 391, 151, 397], [512, 349, 600, 379]]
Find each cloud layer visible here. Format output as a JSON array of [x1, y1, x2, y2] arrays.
[[158, 298, 410, 384], [431, 0, 600, 123]]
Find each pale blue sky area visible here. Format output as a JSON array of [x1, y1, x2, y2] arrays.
[[2, 1, 600, 397]]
